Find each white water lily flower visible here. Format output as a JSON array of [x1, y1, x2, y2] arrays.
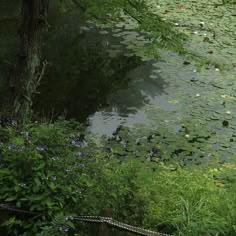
[[175, 23, 179, 26], [196, 94, 200, 97], [193, 31, 198, 34], [185, 134, 190, 138], [215, 68, 220, 71], [226, 111, 231, 114]]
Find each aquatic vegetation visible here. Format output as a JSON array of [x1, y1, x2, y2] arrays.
[[156, 0, 236, 67]]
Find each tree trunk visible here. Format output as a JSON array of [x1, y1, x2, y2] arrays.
[[11, 0, 49, 125]]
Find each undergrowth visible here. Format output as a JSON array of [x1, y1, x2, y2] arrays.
[[0, 121, 236, 235]]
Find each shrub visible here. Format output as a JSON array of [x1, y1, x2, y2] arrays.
[[0, 121, 91, 235], [1, 121, 236, 235]]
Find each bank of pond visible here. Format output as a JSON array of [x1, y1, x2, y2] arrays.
[[0, 121, 236, 236]]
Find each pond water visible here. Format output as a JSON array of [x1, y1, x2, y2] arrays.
[[1, 1, 236, 163], [37, 13, 185, 138]]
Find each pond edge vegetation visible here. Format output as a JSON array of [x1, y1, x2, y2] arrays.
[[1, 0, 236, 235]]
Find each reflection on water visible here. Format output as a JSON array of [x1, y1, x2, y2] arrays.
[[0, 6, 170, 136], [88, 61, 169, 136], [34, 17, 143, 120]]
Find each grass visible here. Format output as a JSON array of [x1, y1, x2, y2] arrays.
[[1, 121, 236, 235]]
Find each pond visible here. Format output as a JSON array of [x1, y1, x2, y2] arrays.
[[1, 0, 236, 164]]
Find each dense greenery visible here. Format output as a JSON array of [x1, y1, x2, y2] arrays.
[[0, 121, 236, 235], [1, 0, 236, 235]]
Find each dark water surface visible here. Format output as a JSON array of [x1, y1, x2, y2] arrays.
[[0, 6, 169, 135]]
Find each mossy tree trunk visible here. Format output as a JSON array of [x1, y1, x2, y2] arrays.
[[11, 0, 49, 125]]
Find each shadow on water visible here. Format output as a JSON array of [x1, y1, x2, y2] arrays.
[[0, 5, 167, 133], [34, 11, 168, 123], [34, 12, 143, 121]]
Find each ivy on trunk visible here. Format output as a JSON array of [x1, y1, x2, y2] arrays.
[[11, 0, 49, 125]]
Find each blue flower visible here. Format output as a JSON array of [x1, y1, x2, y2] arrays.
[[36, 144, 47, 152], [69, 140, 83, 147]]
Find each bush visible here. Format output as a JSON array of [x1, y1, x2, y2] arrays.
[[0, 121, 86, 235], [1, 121, 236, 235], [0, 121, 147, 235]]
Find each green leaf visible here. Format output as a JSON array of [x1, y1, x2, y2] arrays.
[[5, 196, 17, 202]]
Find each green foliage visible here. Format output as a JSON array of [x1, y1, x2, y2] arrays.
[[0, 121, 86, 235], [1, 121, 236, 235], [222, 0, 236, 5], [0, 121, 147, 235], [72, 0, 185, 54], [95, 159, 236, 236]]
